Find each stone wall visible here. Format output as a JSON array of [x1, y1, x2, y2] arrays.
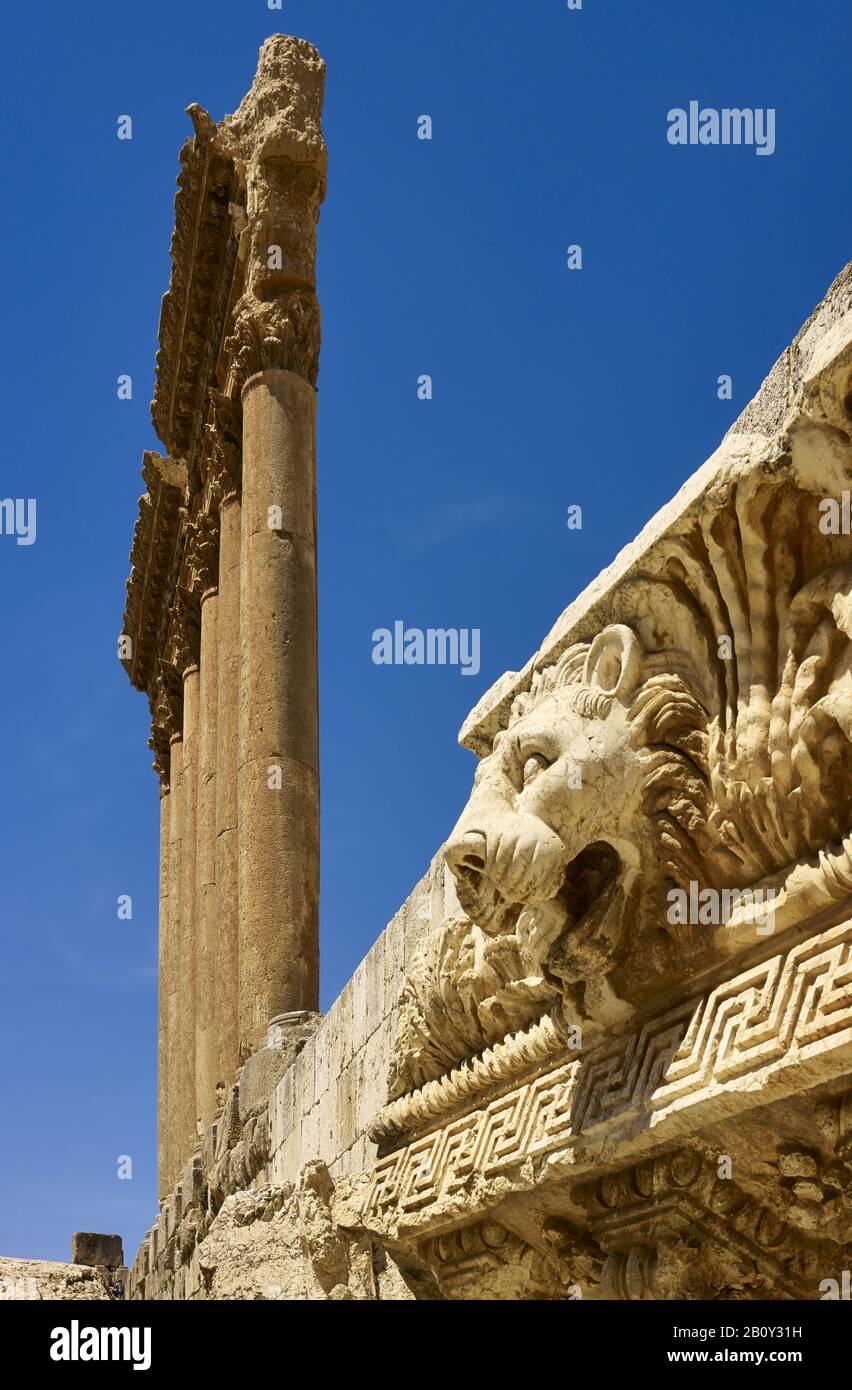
[[269, 852, 453, 1187], [0, 1258, 117, 1302]]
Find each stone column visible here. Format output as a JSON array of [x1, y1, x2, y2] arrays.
[[151, 663, 183, 1198], [210, 394, 242, 1092], [237, 371, 319, 1048], [224, 35, 327, 1056], [195, 580, 219, 1134], [166, 731, 184, 1188], [157, 786, 170, 1199], [180, 664, 200, 1162]]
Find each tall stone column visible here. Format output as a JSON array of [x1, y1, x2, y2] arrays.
[[150, 662, 183, 1197], [224, 35, 327, 1055], [194, 512, 220, 1133], [238, 371, 319, 1048], [170, 581, 202, 1168], [166, 730, 184, 1189], [180, 664, 200, 1162], [210, 393, 242, 1089], [156, 786, 170, 1199]]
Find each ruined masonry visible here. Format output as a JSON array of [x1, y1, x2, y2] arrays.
[[89, 35, 852, 1297]]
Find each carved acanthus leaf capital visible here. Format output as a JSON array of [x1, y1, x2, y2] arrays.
[[226, 289, 321, 392], [149, 661, 184, 784], [205, 389, 243, 501], [167, 581, 201, 676], [186, 507, 220, 597]]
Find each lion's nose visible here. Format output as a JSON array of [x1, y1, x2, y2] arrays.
[[444, 829, 488, 881]]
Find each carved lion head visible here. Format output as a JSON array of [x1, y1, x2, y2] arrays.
[[389, 484, 852, 1101]]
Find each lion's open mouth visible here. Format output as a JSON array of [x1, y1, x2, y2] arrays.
[[555, 841, 624, 930], [453, 838, 626, 946], [547, 840, 628, 982]]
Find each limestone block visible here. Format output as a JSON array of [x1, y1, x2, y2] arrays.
[[335, 982, 354, 1069], [336, 1063, 356, 1156], [198, 1164, 377, 1300], [365, 935, 385, 1038], [202, 1115, 220, 1174], [301, 1103, 320, 1162], [217, 1080, 242, 1160], [355, 1028, 387, 1141], [350, 1135, 369, 1179], [351, 959, 368, 1052], [326, 994, 348, 1086], [300, 1040, 317, 1114], [184, 1248, 201, 1300], [270, 1065, 295, 1154], [239, 1044, 295, 1124], [270, 1127, 301, 1187], [403, 879, 435, 970], [383, 913, 404, 1020], [163, 1192, 182, 1242], [316, 1080, 339, 1168], [71, 1231, 124, 1270], [314, 1016, 331, 1099], [179, 1153, 204, 1211]]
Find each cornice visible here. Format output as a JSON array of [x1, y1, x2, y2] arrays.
[[122, 452, 186, 697], [151, 110, 239, 462]]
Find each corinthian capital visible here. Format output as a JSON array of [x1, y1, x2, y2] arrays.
[[186, 507, 221, 598], [149, 661, 183, 785], [167, 583, 201, 676], [205, 389, 243, 502], [226, 289, 322, 392]]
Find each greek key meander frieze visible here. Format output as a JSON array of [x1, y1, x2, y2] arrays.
[[368, 916, 852, 1230]]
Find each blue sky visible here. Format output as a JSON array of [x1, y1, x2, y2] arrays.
[[0, 0, 849, 1263]]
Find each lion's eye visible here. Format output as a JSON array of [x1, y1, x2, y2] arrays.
[[522, 754, 550, 785]]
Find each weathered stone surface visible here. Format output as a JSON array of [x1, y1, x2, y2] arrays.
[[360, 262, 852, 1299], [70, 1232, 124, 1270], [115, 27, 852, 1304], [0, 1257, 112, 1301], [239, 1017, 318, 1125], [199, 1162, 394, 1300]]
